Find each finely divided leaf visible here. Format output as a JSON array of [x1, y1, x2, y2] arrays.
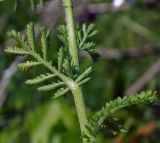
[[26, 73, 56, 85], [27, 23, 36, 50], [7, 30, 26, 47], [76, 24, 100, 61], [5, 46, 29, 54], [78, 77, 91, 86], [53, 88, 70, 99], [38, 82, 64, 92], [18, 61, 41, 71], [87, 24, 98, 37], [63, 58, 72, 77], [89, 91, 157, 136], [58, 25, 68, 45], [81, 42, 95, 50], [58, 48, 64, 72], [40, 26, 50, 60], [76, 66, 92, 83]]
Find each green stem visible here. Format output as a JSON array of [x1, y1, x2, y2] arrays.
[[33, 53, 92, 142], [63, 0, 79, 72], [71, 85, 88, 141], [62, 0, 92, 142]]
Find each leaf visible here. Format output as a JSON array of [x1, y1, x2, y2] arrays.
[[53, 88, 70, 99], [89, 91, 157, 136], [76, 24, 100, 61], [57, 48, 64, 72], [78, 77, 91, 86], [87, 24, 98, 37], [26, 73, 56, 85], [27, 22, 36, 50], [76, 66, 92, 83], [7, 30, 26, 47], [40, 26, 50, 60], [5, 46, 29, 55], [81, 42, 96, 50], [38, 82, 64, 92], [63, 58, 72, 77], [57, 25, 68, 46], [18, 61, 41, 71]]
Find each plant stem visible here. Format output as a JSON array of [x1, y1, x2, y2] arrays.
[[62, 0, 79, 72], [62, 0, 91, 142], [71, 85, 89, 142]]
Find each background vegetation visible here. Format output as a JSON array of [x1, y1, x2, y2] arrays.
[[0, 0, 160, 142]]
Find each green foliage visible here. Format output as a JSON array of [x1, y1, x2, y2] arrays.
[[5, 17, 158, 143], [8, 30, 26, 47], [76, 66, 92, 83], [38, 82, 64, 92], [5, 46, 29, 54], [57, 25, 76, 78], [27, 23, 36, 50], [18, 61, 41, 71], [57, 48, 64, 72], [53, 87, 70, 99], [26, 73, 56, 85], [3, 1, 159, 142], [77, 24, 100, 61], [5, 22, 93, 100], [85, 91, 157, 141], [40, 26, 50, 61], [5, 23, 69, 99]]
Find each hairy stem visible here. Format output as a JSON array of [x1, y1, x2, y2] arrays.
[[63, 0, 79, 72], [62, 0, 91, 142], [71, 85, 88, 142]]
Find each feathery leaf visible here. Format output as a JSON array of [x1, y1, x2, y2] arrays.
[[5, 46, 29, 55], [18, 61, 41, 71], [7, 30, 26, 48], [57, 47, 64, 72], [76, 24, 100, 61], [26, 73, 56, 85], [78, 77, 91, 86], [27, 23, 36, 50], [81, 42, 96, 50], [63, 58, 72, 77], [58, 25, 68, 46], [38, 82, 64, 92], [76, 66, 92, 83], [53, 88, 70, 99], [40, 26, 50, 60], [88, 91, 157, 136]]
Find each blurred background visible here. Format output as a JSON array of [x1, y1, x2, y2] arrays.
[[0, 0, 160, 142]]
